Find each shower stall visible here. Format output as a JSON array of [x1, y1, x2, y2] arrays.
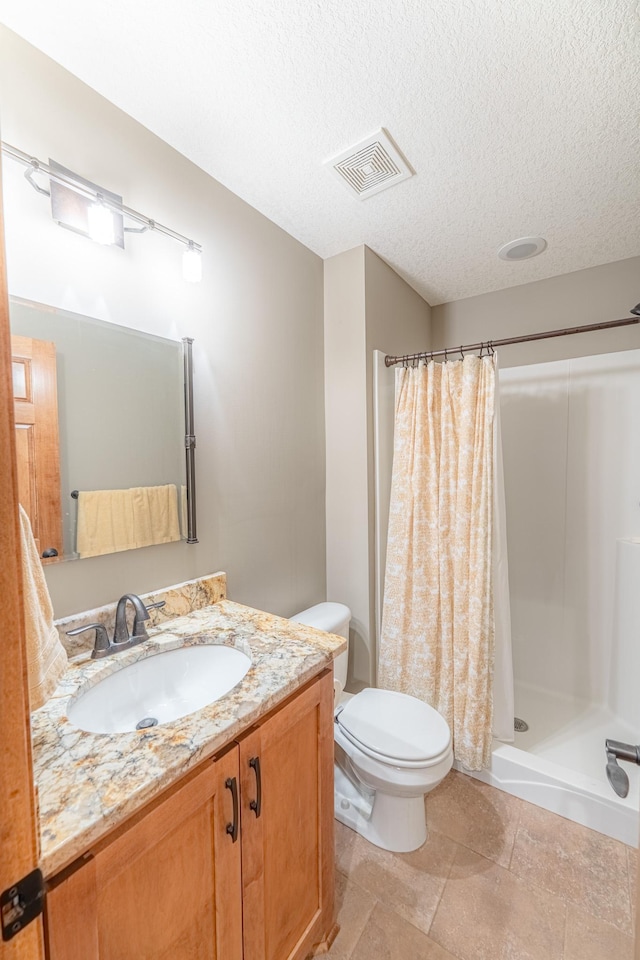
[[374, 347, 640, 846]]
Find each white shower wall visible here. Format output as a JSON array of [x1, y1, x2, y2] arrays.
[[500, 349, 640, 715]]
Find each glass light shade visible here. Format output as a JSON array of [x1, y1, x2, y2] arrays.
[[87, 200, 116, 245], [182, 244, 202, 283]]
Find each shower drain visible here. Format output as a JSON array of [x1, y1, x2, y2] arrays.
[[514, 717, 529, 733]]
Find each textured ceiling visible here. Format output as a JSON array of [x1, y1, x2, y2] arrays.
[[0, 0, 639, 304]]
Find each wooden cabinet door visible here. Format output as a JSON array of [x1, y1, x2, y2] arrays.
[[45, 747, 243, 960], [239, 670, 335, 960], [11, 334, 62, 560]]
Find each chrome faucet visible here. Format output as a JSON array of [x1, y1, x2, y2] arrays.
[[605, 739, 640, 798], [114, 593, 151, 644], [67, 595, 165, 659]]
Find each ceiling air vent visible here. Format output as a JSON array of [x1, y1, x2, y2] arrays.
[[325, 128, 414, 200]]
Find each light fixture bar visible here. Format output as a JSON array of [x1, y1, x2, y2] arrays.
[[1, 141, 202, 253]]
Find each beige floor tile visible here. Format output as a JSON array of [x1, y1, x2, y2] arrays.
[[326, 871, 376, 960], [430, 844, 567, 960], [335, 820, 356, 861], [510, 802, 632, 934], [564, 904, 634, 960], [334, 823, 457, 936], [350, 904, 457, 960], [426, 769, 522, 867]]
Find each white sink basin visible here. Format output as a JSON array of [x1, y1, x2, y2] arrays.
[[67, 644, 251, 734]]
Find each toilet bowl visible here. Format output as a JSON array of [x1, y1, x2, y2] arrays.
[[290, 603, 453, 853]]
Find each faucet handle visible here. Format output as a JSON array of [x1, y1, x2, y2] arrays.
[[132, 606, 150, 641], [66, 623, 111, 659], [127, 600, 166, 642], [139, 600, 167, 633], [144, 600, 166, 614]]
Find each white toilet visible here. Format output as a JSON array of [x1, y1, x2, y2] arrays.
[[290, 602, 453, 853]]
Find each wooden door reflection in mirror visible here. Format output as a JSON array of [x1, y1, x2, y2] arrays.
[[12, 334, 63, 560]]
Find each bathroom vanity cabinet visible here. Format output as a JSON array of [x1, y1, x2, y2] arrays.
[[44, 669, 335, 960]]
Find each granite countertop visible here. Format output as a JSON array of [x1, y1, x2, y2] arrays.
[[32, 599, 345, 878]]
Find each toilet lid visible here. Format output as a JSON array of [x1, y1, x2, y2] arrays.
[[337, 688, 451, 763]]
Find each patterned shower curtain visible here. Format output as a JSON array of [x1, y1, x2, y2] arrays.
[[378, 354, 498, 770]]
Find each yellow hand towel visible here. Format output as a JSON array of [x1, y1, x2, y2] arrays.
[[76, 488, 137, 558], [19, 504, 68, 710], [76, 485, 181, 558], [180, 483, 188, 539], [130, 484, 181, 549]]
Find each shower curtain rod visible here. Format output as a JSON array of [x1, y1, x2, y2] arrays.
[[384, 308, 640, 367]]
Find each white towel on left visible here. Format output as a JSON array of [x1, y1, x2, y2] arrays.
[[19, 504, 67, 709]]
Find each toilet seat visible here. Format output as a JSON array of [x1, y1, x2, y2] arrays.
[[336, 688, 451, 769], [338, 724, 452, 769]]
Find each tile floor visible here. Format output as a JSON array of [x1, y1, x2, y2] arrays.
[[326, 770, 637, 960]]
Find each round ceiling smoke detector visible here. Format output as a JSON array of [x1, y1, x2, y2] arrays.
[[497, 237, 547, 261]]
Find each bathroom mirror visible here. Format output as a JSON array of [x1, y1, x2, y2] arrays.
[[10, 297, 193, 562]]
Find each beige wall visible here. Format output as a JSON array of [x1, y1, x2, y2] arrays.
[[324, 247, 369, 682], [1, 28, 326, 618], [432, 256, 640, 366], [325, 245, 430, 685]]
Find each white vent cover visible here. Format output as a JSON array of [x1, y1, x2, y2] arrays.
[[325, 128, 413, 200]]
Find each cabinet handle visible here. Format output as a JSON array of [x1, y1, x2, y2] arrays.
[[225, 777, 239, 842], [249, 756, 262, 818]]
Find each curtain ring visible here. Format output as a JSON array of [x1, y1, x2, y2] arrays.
[[459, 345, 464, 361], [489, 341, 495, 356], [479, 342, 485, 358], [444, 347, 448, 362]]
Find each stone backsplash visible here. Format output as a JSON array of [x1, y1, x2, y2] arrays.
[[56, 572, 227, 657]]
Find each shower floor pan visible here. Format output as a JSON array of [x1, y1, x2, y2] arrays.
[[458, 683, 640, 847]]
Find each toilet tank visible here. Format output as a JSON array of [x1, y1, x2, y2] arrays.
[[290, 602, 350, 701]]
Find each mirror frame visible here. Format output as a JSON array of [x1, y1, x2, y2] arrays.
[[182, 337, 198, 544]]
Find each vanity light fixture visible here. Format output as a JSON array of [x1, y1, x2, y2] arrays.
[[48, 158, 126, 248], [182, 242, 202, 283], [87, 196, 116, 246], [1, 141, 203, 281]]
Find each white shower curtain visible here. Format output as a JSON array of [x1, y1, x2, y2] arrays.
[[378, 354, 514, 770], [492, 358, 515, 744]]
